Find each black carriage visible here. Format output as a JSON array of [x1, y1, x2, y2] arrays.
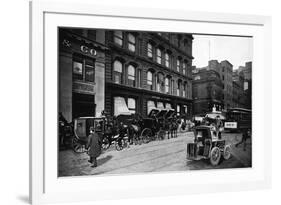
[[72, 117, 106, 153], [139, 108, 177, 142]]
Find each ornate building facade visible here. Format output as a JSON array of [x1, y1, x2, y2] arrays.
[[58, 28, 194, 121], [104, 31, 194, 119]]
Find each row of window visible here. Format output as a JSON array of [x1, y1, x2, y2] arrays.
[[113, 59, 191, 98], [147, 42, 189, 76], [113, 31, 190, 76]]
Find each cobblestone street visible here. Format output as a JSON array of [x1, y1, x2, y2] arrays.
[[59, 132, 252, 177]]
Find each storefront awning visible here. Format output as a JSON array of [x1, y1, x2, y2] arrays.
[[114, 97, 131, 116]]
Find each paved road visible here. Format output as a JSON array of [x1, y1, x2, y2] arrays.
[[59, 132, 252, 177]]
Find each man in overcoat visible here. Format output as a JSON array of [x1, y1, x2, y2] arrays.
[[86, 126, 102, 168]]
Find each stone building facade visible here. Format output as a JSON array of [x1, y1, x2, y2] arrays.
[[58, 29, 194, 121], [204, 60, 233, 110], [104, 31, 193, 119], [58, 29, 107, 121], [192, 68, 224, 115]]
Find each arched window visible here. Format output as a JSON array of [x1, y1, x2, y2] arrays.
[[127, 64, 136, 87], [147, 71, 153, 90], [176, 59, 181, 72], [183, 61, 187, 75], [128, 33, 136, 52], [113, 60, 123, 84], [113, 31, 123, 46], [183, 82, 187, 97], [165, 77, 170, 94], [177, 80, 182, 96], [157, 72, 164, 92], [156, 48, 162, 64], [165, 53, 170, 67], [147, 43, 153, 58]]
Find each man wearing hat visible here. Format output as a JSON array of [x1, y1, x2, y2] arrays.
[[86, 126, 102, 168]]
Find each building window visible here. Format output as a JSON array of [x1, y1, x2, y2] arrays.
[[183, 82, 187, 97], [183, 62, 186, 75], [147, 71, 153, 90], [165, 53, 170, 67], [171, 79, 174, 95], [147, 43, 153, 58], [157, 73, 164, 92], [85, 59, 95, 82], [177, 80, 181, 96], [147, 100, 155, 115], [137, 69, 142, 88], [165, 77, 170, 94], [113, 31, 123, 46], [113, 60, 123, 84], [128, 98, 136, 114], [127, 64, 136, 87], [73, 60, 83, 80], [128, 33, 136, 52], [177, 59, 180, 72], [73, 55, 95, 82], [156, 48, 162, 64], [165, 103, 172, 109], [177, 105, 180, 116]]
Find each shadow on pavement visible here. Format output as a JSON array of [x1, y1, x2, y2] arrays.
[[97, 155, 113, 166]]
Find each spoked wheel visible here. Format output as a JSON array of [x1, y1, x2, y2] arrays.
[[115, 139, 124, 151], [223, 145, 231, 160], [210, 147, 221, 166], [102, 137, 110, 150], [72, 137, 86, 153], [141, 128, 152, 144]]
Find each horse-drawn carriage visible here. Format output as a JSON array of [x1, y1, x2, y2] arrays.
[[72, 116, 130, 153], [139, 108, 178, 143]]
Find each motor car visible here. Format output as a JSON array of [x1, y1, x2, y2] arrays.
[[186, 125, 231, 166]]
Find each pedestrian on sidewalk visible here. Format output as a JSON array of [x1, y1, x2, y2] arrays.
[[86, 126, 102, 168], [235, 129, 251, 151]]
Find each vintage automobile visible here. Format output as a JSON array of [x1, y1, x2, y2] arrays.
[[186, 126, 231, 166]]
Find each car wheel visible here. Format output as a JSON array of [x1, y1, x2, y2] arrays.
[[210, 147, 221, 166], [223, 145, 231, 160]]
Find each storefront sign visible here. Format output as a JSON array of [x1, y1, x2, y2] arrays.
[[80, 45, 97, 56], [73, 81, 95, 94]]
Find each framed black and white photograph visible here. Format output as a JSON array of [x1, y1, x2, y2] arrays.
[[30, 1, 272, 204]]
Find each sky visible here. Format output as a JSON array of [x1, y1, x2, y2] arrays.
[[192, 35, 253, 70]]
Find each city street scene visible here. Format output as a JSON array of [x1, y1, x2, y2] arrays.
[[58, 28, 252, 177]]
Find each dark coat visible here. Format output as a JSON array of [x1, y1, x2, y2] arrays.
[[87, 132, 101, 158]]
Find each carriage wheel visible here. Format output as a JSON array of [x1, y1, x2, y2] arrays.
[[72, 137, 86, 153], [115, 139, 124, 151], [210, 147, 221, 166], [102, 137, 110, 150], [141, 128, 152, 144], [223, 145, 231, 160], [157, 129, 166, 140]]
